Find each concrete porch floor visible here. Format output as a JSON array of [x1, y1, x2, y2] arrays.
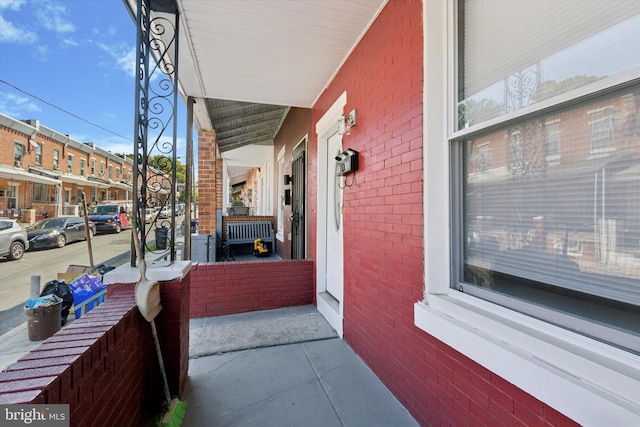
[[184, 306, 418, 427]]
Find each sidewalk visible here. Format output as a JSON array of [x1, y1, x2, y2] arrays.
[[0, 320, 43, 372]]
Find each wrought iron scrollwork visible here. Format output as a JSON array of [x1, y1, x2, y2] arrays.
[[505, 66, 540, 113], [132, 0, 179, 265], [508, 119, 546, 180]]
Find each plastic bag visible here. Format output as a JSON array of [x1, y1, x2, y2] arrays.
[[40, 280, 74, 326], [25, 294, 62, 309]]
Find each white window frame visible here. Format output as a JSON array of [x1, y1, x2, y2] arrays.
[[14, 142, 24, 168], [34, 143, 42, 165], [544, 118, 561, 162], [53, 150, 60, 170], [588, 107, 615, 154], [67, 154, 74, 173], [414, 2, 640, 425], [80, 159, 86, 176]]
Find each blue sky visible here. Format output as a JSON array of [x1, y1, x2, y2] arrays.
[[0, 0, 188, 159]]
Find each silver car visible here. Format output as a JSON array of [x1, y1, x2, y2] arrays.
[[0, 217, 29, 261]]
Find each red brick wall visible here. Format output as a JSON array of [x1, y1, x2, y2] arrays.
[[0, 275, 190, 427], [0, 294, 162, 426], [197, 130, 217, 235], [107, 274, 190, 399], [310, 1, 578, 426], [189, 260, 314, 317]]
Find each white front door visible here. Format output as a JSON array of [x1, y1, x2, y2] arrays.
[[316, 91, 348, 337], [325, 130, 344, 300]]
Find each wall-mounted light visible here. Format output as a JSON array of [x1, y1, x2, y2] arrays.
[[283, 174, 292, 185], [338, 109, 357, 135]]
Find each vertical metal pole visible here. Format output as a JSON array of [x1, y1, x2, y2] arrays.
[[169, 11, 180, 262], [131, 0, 150, 267], [184, 96, 194, 260]]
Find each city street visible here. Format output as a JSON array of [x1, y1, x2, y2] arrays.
[[0, 230, 132, 311], [0, 218, 186, 334]]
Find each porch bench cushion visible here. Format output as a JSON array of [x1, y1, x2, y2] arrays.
[[226, 221, 275, 251]]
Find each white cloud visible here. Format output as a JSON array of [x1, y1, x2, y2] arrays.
[[0, 0, 27, 11], [35, 0, 75, 34], [0, 92, 41, 117], [0, 13, 37, 43], [95, 41, 137, 78], [62, 37, 79, 47]]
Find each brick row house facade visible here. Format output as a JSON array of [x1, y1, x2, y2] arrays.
[[0, 113, 150, 224], [1, 1, 637, 425], [185, 0, 639, 424]]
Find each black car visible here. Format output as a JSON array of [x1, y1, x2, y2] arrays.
[[27, 216, 96, 250]]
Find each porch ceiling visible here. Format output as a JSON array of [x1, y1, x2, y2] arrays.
[[124, 0, 387, 159]]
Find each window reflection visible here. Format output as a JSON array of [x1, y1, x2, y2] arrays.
[[459, 14, 640, 129], [464, 87, 640, 306]]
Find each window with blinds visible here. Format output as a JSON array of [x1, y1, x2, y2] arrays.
[[453, 0, 640, 353]]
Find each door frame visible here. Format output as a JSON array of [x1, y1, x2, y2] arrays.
[[291, 136, 307, 260], [315, 91, 347, 337]]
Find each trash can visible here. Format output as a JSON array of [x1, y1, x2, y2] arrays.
[[155, 226, 169, 250], [25, 297, 62, 341]]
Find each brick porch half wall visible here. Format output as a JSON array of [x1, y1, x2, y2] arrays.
[[189, 260, 314, 318]]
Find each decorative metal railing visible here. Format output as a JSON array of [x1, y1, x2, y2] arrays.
[[131, 0, 179, 265]]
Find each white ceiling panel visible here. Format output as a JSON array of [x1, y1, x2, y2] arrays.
[[123, 0, 387, 167], [176, 0, 387, 107]]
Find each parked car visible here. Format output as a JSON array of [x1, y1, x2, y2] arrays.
[[144, 208, 157, 224], [155, 206, 171, 219], [0, 217, 28, 260], [88, 202, 132, 233], [27, 216, 96, 249]]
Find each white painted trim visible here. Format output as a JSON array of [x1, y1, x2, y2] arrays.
[[315, 92, 347, 336], [416, 1, 640, 425], [318, 292, 343, 338], [103, 260, 192, 285], [316, 91, 347, 135], [276, 146, 286, 242], [423, 0, 450, 296], [414, 298, 640, 426]]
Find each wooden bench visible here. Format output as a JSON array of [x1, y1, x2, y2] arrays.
[[226, 221, 275, 254]]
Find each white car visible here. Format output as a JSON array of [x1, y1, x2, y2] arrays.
[[155, 206, 172, 219], [0, 217, 29, 260], [144, 208, 157, 224]]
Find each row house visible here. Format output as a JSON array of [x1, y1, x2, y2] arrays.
[[138, 0, 638, 424], [0, 113, 135, 224], [2, 1, 637, 426], [174, 0, 639, 424]]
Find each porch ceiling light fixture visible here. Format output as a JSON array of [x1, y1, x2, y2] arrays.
[[338, 109, 357, 135]]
